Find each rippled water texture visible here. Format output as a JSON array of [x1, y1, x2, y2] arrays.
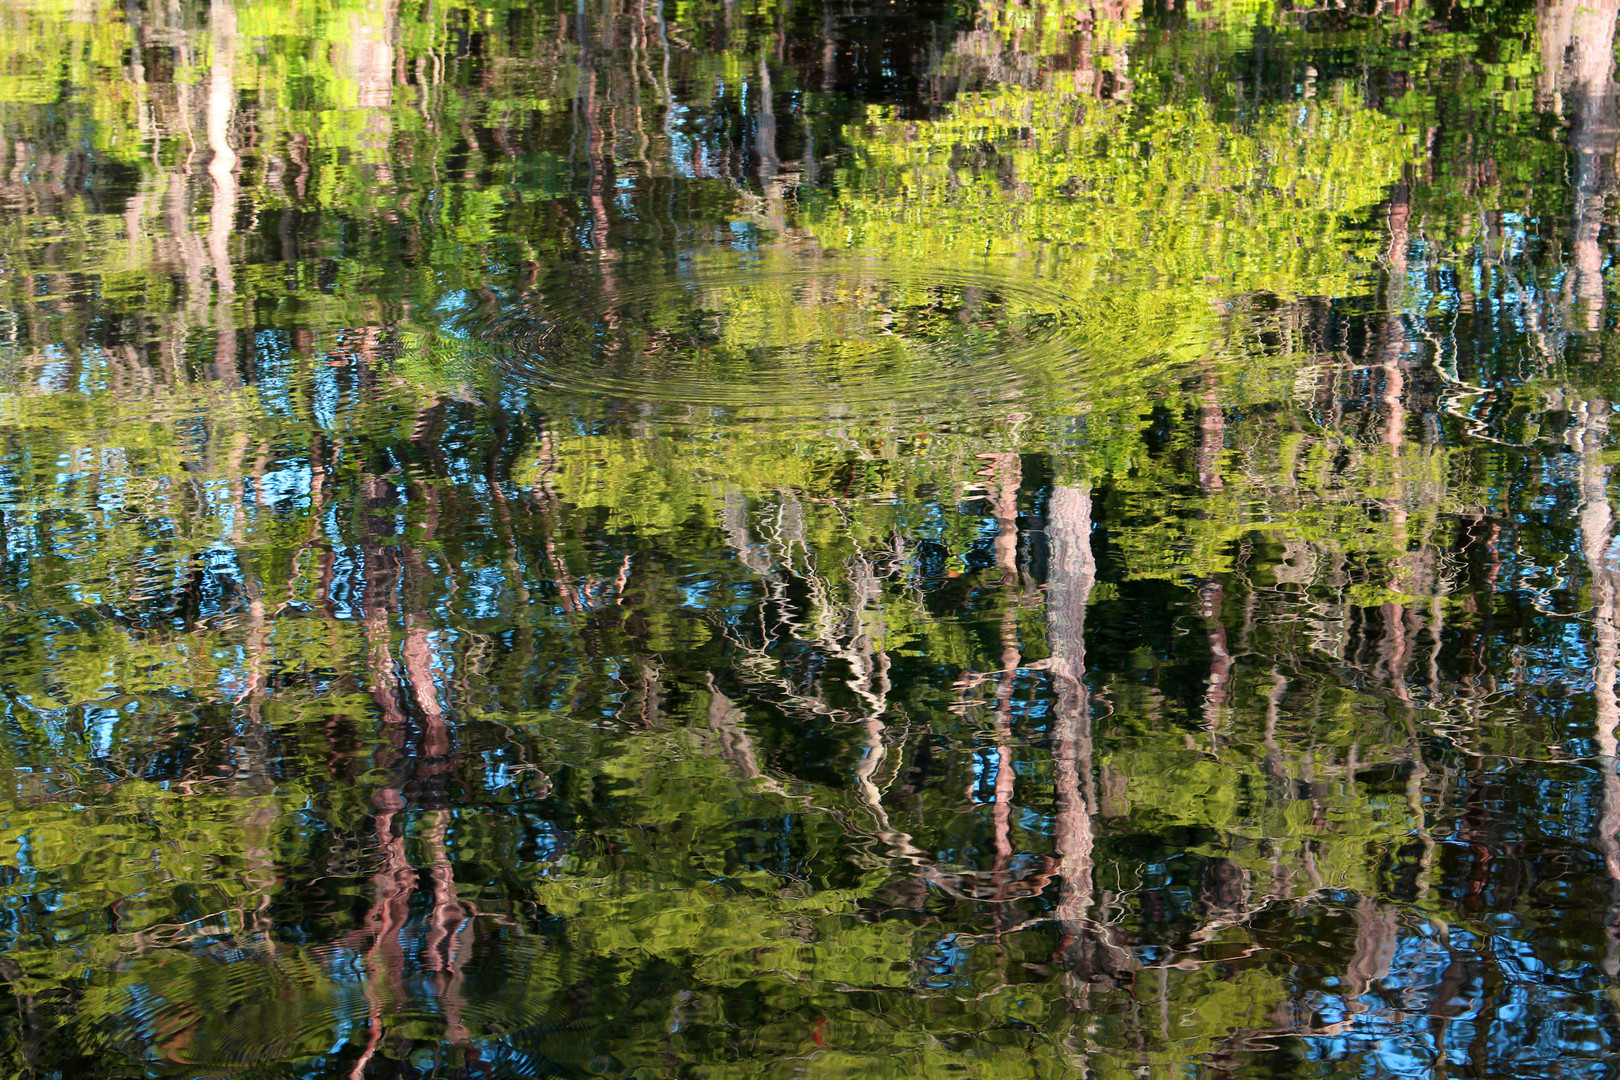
[[1, 0, 1619, 1077], [468, 257, 1083, 417]]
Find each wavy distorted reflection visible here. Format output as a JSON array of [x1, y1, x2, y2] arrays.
[[0, 0, 1616, 1076]]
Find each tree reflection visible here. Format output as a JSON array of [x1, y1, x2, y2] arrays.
[[0, 0, 1615, 1076]]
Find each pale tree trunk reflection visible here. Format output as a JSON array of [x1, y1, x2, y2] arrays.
[[1541, 0, 1620, 327], [1575, 398, 1620, 978], [205, 0, 237, 384], [981, 451, 1023, 902], [1046, 482, 1111, 992], [349, 414, 474, 1073]]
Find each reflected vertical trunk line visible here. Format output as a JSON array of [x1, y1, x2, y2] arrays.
[[1472, 515, 1503, 697], [421, 809, 472, 1045], [991, 725, 1016, 891], [319, 543, 350, 776], [1426, 589, 1445, 701], [1562, 0, 1618, 327], [1538, 0, 1578, 110], [403, 617, 446, 746], [704, 675, 766, 785], [718, 491, 804, 675], [528, 419, 598, 655], [756, 52, 780, 184], [1263, 666, 1288, 789], [475, 406, 532, 610], [220, 431, 252, 548], [819, 2, 835, 97], [359, 454, 457, 1066], [1373, 182, 1417, 843], [1577, 400, 1617, 736], [783, 531, 911, 856], [637, 660, 666, 728], [338, 0, 399, 184], [979, 452, 1021, 585], [720, 487, 775, 578], [205, 0, 240, 388], [1378, 598, 1411, 704], [400, 460, 473, 1048], [1047, 483, 1097, 975], [281, 432, 331, 612], [161, 16, 209, 322], [1324, 316, 1351, 434], [1381, 170, 1411, 610], [583, 65, 617, 277], [221, 429, 269, 694], [980, 452, 1023, 893], [122, 189, 147, 273], [1197, 367, 1224, 494], [1420, 913, 1467, 1066], [1199, 579, 1230, 749], [162, 165, 205, 324], [205, 0, 236, 306], [361, 472, 407, 728], [818, 542, 892, 722], [289, 131, 310, 206], [351, 785, 415, 1080], [230, 437, 277, 936], [655, 0, 677, 226], [627, 0, 653, 180], [1340, 897, 1399, 1028], [1575, 398, 1620, 961], [853, 707, 926, 866], [223, 422, 278, 943], [1263, 669, 1298, 902], [402, 440, 451, 759], [1407, 597, 1439, 901], [1194, 357, 1230, 749]]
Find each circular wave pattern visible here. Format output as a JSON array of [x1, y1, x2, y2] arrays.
[[461, 259, 1084, 418]]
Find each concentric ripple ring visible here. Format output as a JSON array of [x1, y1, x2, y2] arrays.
[[451, 256, 1086, 420]]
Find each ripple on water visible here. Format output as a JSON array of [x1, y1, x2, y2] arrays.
[[458, 257, 1085, 420], [127, 928, 572, 1071]]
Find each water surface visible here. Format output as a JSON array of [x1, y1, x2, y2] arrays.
[[0, 0, 1616, 1076]]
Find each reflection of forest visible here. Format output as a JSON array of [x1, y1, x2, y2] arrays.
[[0, 0, 1617, 1075]]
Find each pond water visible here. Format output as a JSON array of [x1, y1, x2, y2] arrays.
[[0, 0, 1616, 1076]]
